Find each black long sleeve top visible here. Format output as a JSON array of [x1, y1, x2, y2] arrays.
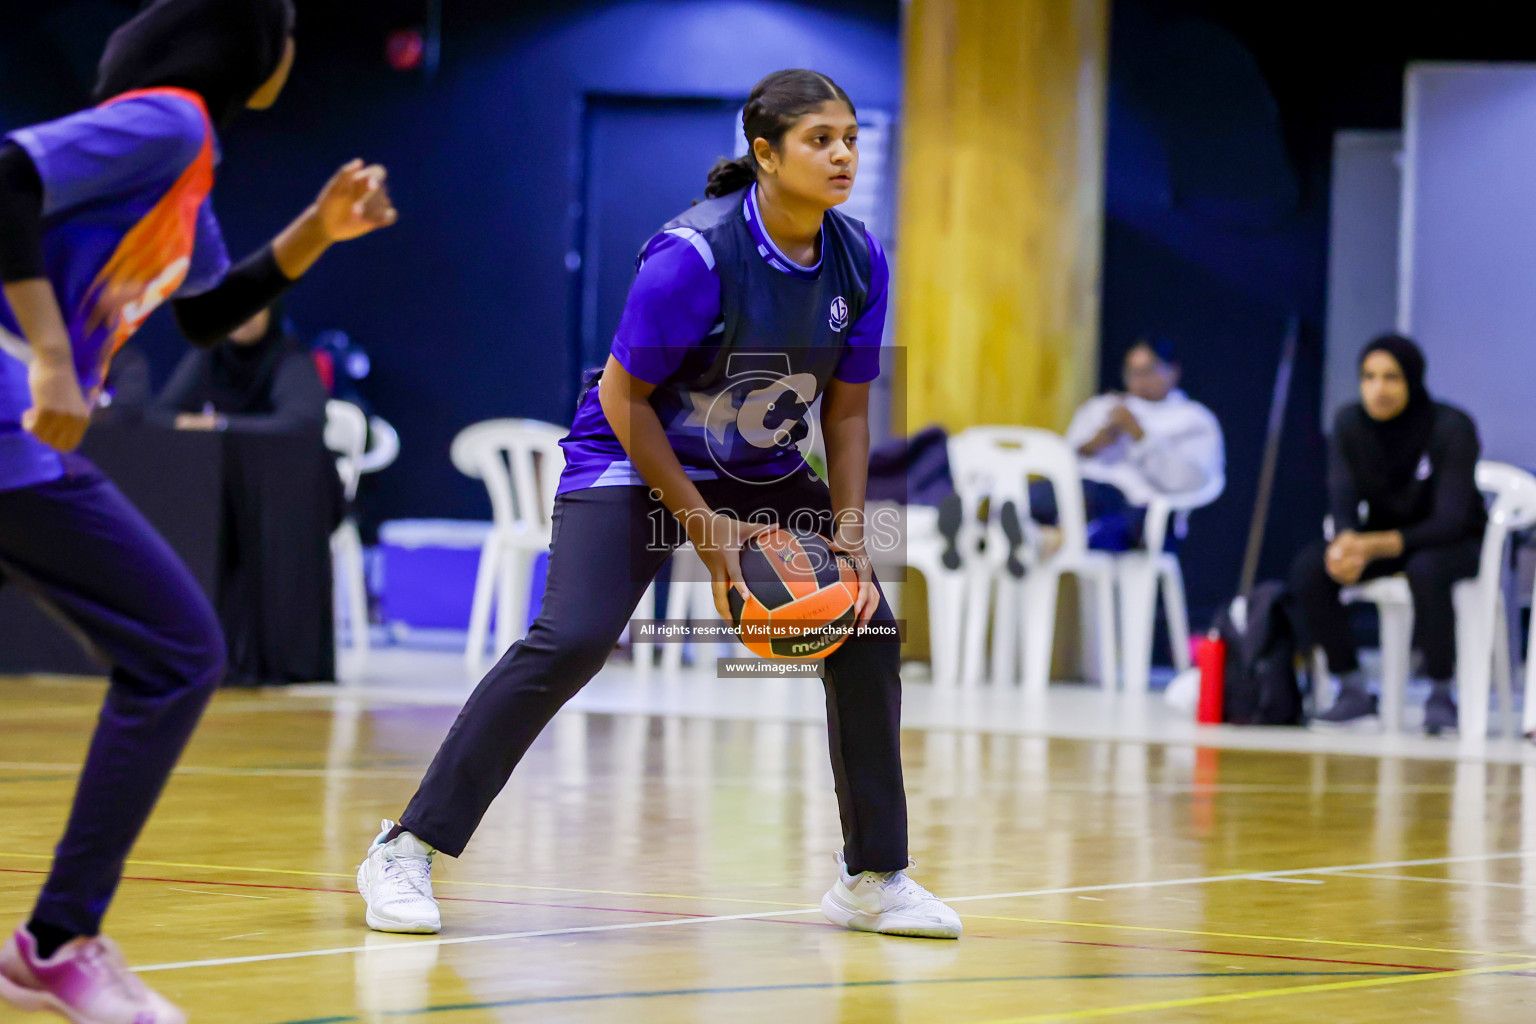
[[1328, 402, 1486, 551], [154, 347, 328, 433]]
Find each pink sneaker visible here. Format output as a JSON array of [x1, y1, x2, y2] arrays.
[[0, 926, 184, 1024]]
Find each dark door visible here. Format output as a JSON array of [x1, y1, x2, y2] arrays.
[[575, 96, 742, 384]]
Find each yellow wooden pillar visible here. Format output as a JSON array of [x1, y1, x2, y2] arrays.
[[894, 0, 1109, 433]]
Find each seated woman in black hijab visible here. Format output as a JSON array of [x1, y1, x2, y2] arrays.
[[155, 300, 325, 430], [1291, 334, 1485, 734]]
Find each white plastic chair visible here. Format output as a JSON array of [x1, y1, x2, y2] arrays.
[[949, 426, 1118, 694], [452, 419, 567, 675], [1113, 474, 1226, 693], [868, 501, 967, 684], [1340, 461, 1536, 740], [325, 400, 370, 673], [630, 543, 713, 676], [357, 415, 400, 475]]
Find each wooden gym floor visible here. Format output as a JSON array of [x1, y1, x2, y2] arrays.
[[3, 673, 1535, 1023]]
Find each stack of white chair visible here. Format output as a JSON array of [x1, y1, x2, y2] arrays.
[[1113, 473, 1225, 693], [451, 419, 567, 676], [949, 426, 1118, 694], [631, 543, 719, 677], [357, 414, 399, 477], [867, 500, 968, 684], [1338, 461, 1536, 740], [1524, 562, 1536, 741], [325, 400, 371, 674]]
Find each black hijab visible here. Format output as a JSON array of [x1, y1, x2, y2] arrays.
[[202, 301, 298, 414], [1341, 333, 1438, 499], [93, 0, 296, 128]]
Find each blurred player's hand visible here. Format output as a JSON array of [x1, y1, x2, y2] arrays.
[[25, 358, 90, 452], [830, 542, 879, 630], [691, 512, 769, 623], [175, 412, 225, 431], [315, 159, 398, 242]]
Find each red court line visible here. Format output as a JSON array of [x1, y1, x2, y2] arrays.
[[0, 868, 847, 929], [0, 868, 715, 920]]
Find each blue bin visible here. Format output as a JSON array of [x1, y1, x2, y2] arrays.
[[376, 520, 549, 635]]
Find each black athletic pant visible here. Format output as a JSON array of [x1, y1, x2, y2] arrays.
[[401, 470, 908, 874], [1288, 537, 1481, 681]]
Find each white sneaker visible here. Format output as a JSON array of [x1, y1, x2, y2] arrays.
[[357, 820, 441, 934], [820, 854, 962, 939]]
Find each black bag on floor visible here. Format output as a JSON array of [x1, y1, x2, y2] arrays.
[[1216, 580, 1304, 725]]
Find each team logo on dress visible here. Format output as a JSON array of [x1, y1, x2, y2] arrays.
[[829, 296, 849, 332]]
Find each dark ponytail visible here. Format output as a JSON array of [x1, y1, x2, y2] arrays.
[[704, 156, 757, 199], [704, 69, 856, 198]]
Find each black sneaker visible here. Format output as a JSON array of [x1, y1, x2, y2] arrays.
[[1423, 691, 1458, 737], [1311, 688, 1379, 728]]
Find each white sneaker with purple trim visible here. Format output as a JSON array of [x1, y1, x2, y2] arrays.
[[0, 925, 184, 1024]]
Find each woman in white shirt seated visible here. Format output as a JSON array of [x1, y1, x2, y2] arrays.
[[1029, 338, 1224, 551]]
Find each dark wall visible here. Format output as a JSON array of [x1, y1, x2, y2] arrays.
[[1102, 0, 1536, 630], [1102, 1, 1325, 629], [0, 0, 900, 527]]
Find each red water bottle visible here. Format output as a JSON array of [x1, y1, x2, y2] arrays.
[[1195, 632, 1225, 725]]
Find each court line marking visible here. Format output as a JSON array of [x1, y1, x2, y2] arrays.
[[8, 849, 1530, 973], [4, 867, 1468, 972], [0, 853, 810, 907], [0, 762, 1492, 793], [166, 888, 269, 900], [3, 759, 1512, 798], [0, 868, 795, 925], [969, 959, 1536, 1023], [962, 913, 1529, 960], [134, 907, 827, 973], [0, 761, 425, 781], [941, 850, 1536, 905], [1041, 937, 1449, 973], [1328, 871, 1536, 890], [6, 848, 1533, 914], [132, 899, 1526, 977], [258, 972, 1425, 1024]]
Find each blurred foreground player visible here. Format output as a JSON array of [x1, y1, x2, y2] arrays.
[[0, 2, 396, 1020], [358, 69, 961, 941]]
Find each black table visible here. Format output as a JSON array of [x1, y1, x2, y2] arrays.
[[0, 418, 340, 684]]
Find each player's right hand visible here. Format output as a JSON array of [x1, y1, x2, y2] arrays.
[[24, 359, 91, 452], [690, 512, 768, 623]]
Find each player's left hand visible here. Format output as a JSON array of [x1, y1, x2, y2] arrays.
[[831, 542, 879, 631], [315, 159, 398, 242]]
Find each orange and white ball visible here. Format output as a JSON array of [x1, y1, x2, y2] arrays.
[[727, 527, 859, 659]]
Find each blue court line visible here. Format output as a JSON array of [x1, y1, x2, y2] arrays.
[[266, 971, 1421, 1023]]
